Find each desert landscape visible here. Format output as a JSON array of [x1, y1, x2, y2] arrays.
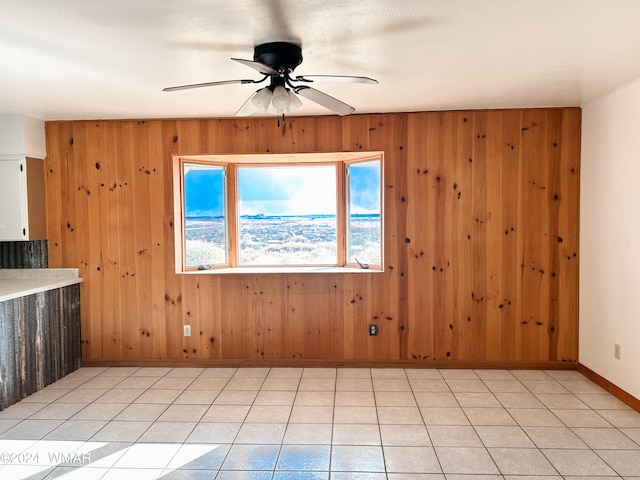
[[185, 215, 380, 267]]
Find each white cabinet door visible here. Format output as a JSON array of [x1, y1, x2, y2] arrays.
[[0, 159, 27, 240]]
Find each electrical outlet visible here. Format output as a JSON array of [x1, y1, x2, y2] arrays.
[[614, 344, 621, 360], [369, 324, 378, 336], [183, 325, 191, 337]]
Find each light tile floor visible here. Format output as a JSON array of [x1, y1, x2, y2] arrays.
[[0, 367, 639, 479]]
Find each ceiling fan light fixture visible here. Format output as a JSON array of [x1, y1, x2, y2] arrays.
[[266, 102, 279, 116], [251, 87, 273, 110], [287, 91, 303, 112], [271, 86, 291, 110]]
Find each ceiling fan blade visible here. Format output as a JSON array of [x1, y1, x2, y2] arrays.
[[294, 86, 355, 116], [231, 58, 279, 76], [235, 92, 259, 117], [163, 79, 256, 92], [294, 75, 378, 84]]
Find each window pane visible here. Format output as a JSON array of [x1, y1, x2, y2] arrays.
[[183, 163, 227, 267], [347, 161, 381, 266], [237, 165, 337, 265]]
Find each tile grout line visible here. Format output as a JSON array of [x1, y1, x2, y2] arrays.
[[446, 369, 504, 477], [407, 367, 444, 477], [517, 371, 608, 476]]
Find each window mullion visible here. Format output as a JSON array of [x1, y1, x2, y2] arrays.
[[226, 164, 238, 267], [337, 162, 346, 266]]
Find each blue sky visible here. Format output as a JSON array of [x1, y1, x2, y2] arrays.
[[185, 163, 380, 217], [349, 164, 381, 215], [184, 165, 226, 217]]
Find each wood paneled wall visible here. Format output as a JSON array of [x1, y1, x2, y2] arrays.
[[44, 109, 581, 366]]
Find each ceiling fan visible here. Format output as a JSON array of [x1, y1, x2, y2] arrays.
[[163, 42, 378, 120]]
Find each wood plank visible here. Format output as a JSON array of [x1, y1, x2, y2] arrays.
[[499, 109, 522, 360], [44, 122, 65, 268], [558, 108, 581, 362], [405, 113, 434, 361]]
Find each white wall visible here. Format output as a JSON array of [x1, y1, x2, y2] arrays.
[[580, 77, 640, 399]]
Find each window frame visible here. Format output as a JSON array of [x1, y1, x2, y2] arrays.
[[173, 151, 383, 274]]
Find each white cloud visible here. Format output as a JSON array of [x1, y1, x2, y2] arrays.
[[238, 166, 337, 216]]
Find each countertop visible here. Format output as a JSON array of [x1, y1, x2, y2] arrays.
[[0, 268, 83, 302]]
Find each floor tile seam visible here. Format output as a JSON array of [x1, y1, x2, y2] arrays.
[[407, 374, 454, 406], [86, 441, 133, 473], [473, 368, 517, 383], [374, 404, 389, 474], [1, 418, 65, 440], [590, 407, 628, 429], [538, 445, 622, 477], [198, 368, 237, 392], [327, 374, 337, 475], [401, 367, 439, 383], [400, 369, 434, 448], [520, 380, 572, 396], [300, 367, 337, 381], [569, 425, 640, 449], [28, 401, 97, 422], [511, 375, 581, 431], [459, 376, 502, 408], [0, 417, 32, 434], [488, 444, 562, 478], [105, 375, 173, 416], [157, 434, 202, 474], [618, 428, 640, 448], [4, 401, 50, 420], [433, 444, 497, 475], [549, 407, 616, 429], [231, 377, 293, 446], [484, 402, 568, 450], [590, 446, 639, 477], [68, 368, 107, 386], [450, 377, 534, 459], [115, 402, 172, 424], [522, 425, 608, 450], [100, 366, 141, 377], [157, 369, 200, 391], [527, 385, 589, 406], [411, 376, 462, 454], [261, 376, 303, 392], [440, 378, 476, 430], [163, 401, 209, 423], [79, 373, 132, 390], [70, 393, 143, 421], [86, 417, 154, 443]]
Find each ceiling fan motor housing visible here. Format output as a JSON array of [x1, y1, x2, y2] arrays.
[[254, 42, 303, 73]]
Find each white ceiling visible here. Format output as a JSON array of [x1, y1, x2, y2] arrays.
[[2, 0, 640, 121]]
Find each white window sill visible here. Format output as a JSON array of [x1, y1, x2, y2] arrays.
[[179, 266, 382, 275]]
